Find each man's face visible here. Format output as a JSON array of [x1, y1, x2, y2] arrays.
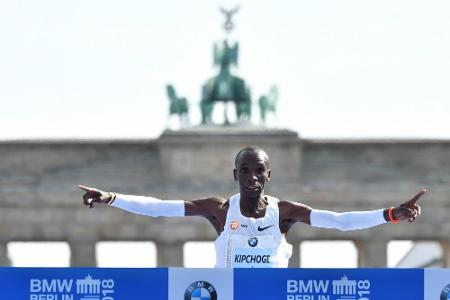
[[233, 151, 271, 198]]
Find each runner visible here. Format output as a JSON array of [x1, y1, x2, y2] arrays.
[[79, 146, 425, 268]]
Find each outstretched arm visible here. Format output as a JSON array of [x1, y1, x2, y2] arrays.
[[78, 185, 222, 218], [281, 189, 426, 232]]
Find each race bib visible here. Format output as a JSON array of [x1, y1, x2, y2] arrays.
[[226, 235, 280, 268]]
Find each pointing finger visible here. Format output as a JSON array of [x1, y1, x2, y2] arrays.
[[406, 189, 427, 205], [78, 185, 95, 192]]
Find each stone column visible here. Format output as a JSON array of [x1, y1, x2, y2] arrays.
[[69, 241, 97, 266], [0, 242, 11, 266], [355, 239, 388, 267], [288, 242, 300, 268], [440, 240, 450, 268], [156, 242, 184, 267]]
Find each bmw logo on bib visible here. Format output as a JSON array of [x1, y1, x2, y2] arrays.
[[248, 237, 258, 247], [184, 281, 217, 300]]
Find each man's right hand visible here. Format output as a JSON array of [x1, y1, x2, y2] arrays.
[[78, 185, 114, 208]]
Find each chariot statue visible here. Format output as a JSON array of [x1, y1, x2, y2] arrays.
[[165, 7, 280, 127], [200, 6, 251, 124]]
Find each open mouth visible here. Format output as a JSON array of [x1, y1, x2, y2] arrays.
[[244, 186, 260, 191]]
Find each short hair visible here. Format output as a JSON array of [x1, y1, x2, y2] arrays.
[[234, 146, 269, 168]]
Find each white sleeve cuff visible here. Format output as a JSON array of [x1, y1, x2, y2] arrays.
[[310, 209, 387, 231], [111, 194, 185, 217]]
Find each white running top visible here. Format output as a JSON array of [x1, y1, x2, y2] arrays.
[[214, 193, 292, 268]]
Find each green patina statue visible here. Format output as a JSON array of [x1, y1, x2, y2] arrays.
[[259, 85, 279, 124], [165, 6, 279, 127], [166, 84, 189, 127], [200, 7, 251, 124]]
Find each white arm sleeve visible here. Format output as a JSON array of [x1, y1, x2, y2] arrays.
[[310, 209, 387, 231], [110, 194, 185, 217]]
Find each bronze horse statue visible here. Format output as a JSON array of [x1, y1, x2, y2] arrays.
[[166, 84, 189, 127], [200, 41, 251, 124], [259, 85, 279, 124]]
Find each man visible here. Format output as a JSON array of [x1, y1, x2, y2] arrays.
[[79, 146, 424, 268]]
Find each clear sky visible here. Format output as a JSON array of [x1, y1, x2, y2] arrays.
[[1, 0, 450, 140]]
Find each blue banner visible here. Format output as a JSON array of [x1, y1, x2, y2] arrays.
[[0, 267, 167, 300], [234, 268, 424, 300], [0, 267, 446, 299]]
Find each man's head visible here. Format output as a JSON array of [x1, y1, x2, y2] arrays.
[[233, 147, 271, 198]]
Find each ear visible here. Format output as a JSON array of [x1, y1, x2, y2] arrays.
[[267, 169, 271, 181], [233, 168, 238, 181]]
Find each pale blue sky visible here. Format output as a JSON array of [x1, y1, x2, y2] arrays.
[[1, 0, 449, 140]]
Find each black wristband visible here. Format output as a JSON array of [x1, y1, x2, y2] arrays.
[[383, 208, 390, 223]]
